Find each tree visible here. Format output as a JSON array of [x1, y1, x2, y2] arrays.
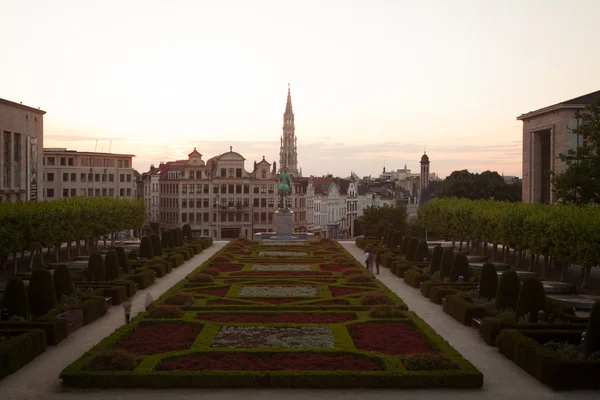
[[354, 205, 407, 237], [437, 170, 521, 202], [552, 96, 600, 204]]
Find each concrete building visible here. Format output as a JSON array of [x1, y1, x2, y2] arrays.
[[378, 153, 437, 200], [0, 98, 45, 203], [42, 148, 137, 200], [518, 90, 600, 203]]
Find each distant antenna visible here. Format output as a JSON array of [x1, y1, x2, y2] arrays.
[[109, 140, 112, 153], [94, 139, 98, 152]]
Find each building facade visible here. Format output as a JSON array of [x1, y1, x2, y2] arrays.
[[518, 90, 600, 203], [42, 148, 137, 200], [0, 98, 45, 203]]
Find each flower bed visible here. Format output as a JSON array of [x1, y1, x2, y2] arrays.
[[329, 286, 369, 297], [192, 287, 229, 297], [250, 264, 313, 271], [207, 299, 244, 305], [258, 251, 308, 257], [348, 322, 434, 355], [237, 285, 317, 297], [197, 313, 355, 323], [230, 271, 332, 277], [211, 326, 335, 348], [320, 264, 356, 272], [243, 298, 313, 304], [207, 264, 242, 272], [308, 299, 349, 306], [116, 322, 202, 355]]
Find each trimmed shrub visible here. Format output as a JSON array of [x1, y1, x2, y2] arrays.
[[584, 301, 600, 357], [406, 238, 419, 261], [479, 263, 498, 299], [53, 265, 74, 301], [403, 354, 459, 371], [359, 292, 393, 306], [368, 305, 404, 318], [188, 273, 214, 283], [161, 231, 174, 249], [439, 249, 455, 280], [400, 236, 410, 257], [83, 350, 137, 371], [164, 292, 194, 305], [150, 234, 163, 256], [28, 269, 57, 317], [347, 274, 373, 283], [515, 278, 546, 323], [0, 328, 47, 379], [342, 268, 364, 276], [1, 278, 30, 318], [495, 270, 521, 311], [139, 236, 155, 259], [449, 253, 470, 282], [429, 245, 443, 274], [78, 295, 108, 325], [200, 268, 219, 276], [413, 241, 429, 262], [174, 228, 184, 246], [182, 224, 193, 241], [212, 254, 231, 263], [113, 247, 128, 275], [147, 305, 184, 319], [104, 250, 120, 281], [87, 253, 106, 282]]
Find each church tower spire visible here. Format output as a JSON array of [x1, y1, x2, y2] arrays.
[[279, 83, 300, 176]]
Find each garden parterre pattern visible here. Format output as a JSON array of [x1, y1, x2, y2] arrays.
[[60, 238, 483, 389]]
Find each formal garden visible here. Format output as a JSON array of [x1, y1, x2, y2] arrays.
[[355, 197, 600, 390], [59, 238, 483, 389], [0, 197, 213, 380]]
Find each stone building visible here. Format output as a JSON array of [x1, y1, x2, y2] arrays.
[[156, 147, 277, 239], [42, 148, 137, 200], [0, 98, 45, 203], [518, 90, 600, 203]]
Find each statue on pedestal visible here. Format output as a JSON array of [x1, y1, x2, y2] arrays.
[[278, 169, 291, 212]]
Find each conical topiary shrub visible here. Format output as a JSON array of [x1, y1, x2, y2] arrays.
[[104, 250, 120, 281], [584, 301, 600, 357], [400, 236, 410, 257], [162, 231, 174, 249], [88, 253, 106, 282], [516, 278, 546, 322], [28, 268, 56, 317], [114, 246, 128, 275], [406, 238, 419, 261], [139, 236, 155, 259], [449, 253, 470, 282], [439, 249, 455, 280], [391, 231, 403, 251], [150, 234, 163, 256], [0, 277, 30, 318], [430, 245, 443, 274], [53, 265, 74, 301], [413, 241, 429, 262], [479, 262, 497, 299], [495, 270, 521, 311], [182, 224, 192, 241], [173, 228, 182, 246]]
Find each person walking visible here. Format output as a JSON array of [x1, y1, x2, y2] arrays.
[[375, 250, 381, 275], [123, 298, 132, 324]]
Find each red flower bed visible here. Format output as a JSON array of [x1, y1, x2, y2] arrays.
[[348, 322, 433, 355], [347, 283, 378, 288], [244, 298, 312, 304], [329, 286, 369, 297], [320, 264, 356, 272], [159, 352, 380, 371], [309, 299, 348, 306], [229, 271, 332, 277], [244, 280, 307, 286], [196, 312, 355, 323], [116, 322, 202, 355], [207, 300, 242, 305], [193, 287, 229, 297], [208, 264, 241, 272]]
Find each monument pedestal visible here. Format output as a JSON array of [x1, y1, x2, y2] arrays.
[[274, 210, 294, 239]]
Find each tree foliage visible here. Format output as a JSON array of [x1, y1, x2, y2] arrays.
[[354, 205, 407, 237], [552, 96, 600, 204], [437, 170, 521, 202]]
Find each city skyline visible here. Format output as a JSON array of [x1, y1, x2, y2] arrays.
[[2, 0, 600, 178]]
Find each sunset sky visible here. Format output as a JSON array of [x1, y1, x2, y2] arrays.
[[2, 0, 599, 178]]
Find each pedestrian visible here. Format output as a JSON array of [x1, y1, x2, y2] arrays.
[[364, 248, 371, 270], [123, 298, 132, 324], [145, 292, 154, 310], [375, 250, 381, 275]]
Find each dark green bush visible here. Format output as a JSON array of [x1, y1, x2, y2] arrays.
[[113, 247, 128, 275], [139, 236, 155, 259], [439, 249, 455, 280], [182, 224, 192, 240], [342, 268, 363, 276], [127, 269, 155, 289], [201, 268, 219, 276], [390, 231, 403, 250], [164, 292, 194, 305], [83, 350, 137, 371], [449, 253, 470, 282], [413, 241, 429, 262], [53, 265, 74, 301], [175, 228, 184, 246], [406, 238, 419, 261], [347, 274, 373, 283], [429, 245, 443, 274], [0, 329, 47, 379], [188, 273, 214, 283], [584, 301, 600, 357], [150, 234, 163, 256], [78, 295, 108, 325], [479, 263, 497, 299], [403, 353, 459, 371], [28, 269, 56, 317], [368, 305, 404, 318], [104, 250, 120, 281], [161, 231, 174, 249], [147, 305, 184, 318], [359, 292, 393, 306], [400, 236, 410, 256], [1, 278, 30, 318], [495, 270, 521, 311], [87, 253, 105, 282]]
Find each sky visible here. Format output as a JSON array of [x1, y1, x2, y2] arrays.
[[2, 0, 600, 179]]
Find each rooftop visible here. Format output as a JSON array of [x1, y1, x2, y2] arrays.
[[0, 97, 46, 114], [517, 89, 600, 120]]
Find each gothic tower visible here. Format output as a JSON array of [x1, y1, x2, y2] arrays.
[[279, 84, 300, 176]]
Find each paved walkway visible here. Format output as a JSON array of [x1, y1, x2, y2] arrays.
[[2, 240, 597, 399]]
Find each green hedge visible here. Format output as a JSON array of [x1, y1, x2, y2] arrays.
[[496, 329, 600, 390], [443, 294, 491, 326], [75, 284, 127, 305], [403, 269, 431, 288], [78, 296, 108, 325], [127, 269, 156, 289], [420, 280, 478, 299], [112, 279, 137, 298], [0, 329, 47, 379], [0, 317, 68, 346], [479, 317, 588, 346]]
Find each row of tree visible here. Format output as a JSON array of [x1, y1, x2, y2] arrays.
[[418, 197, 600, 288], [0, 198, 146, 274], [354, 205, 407, 238], [422, 170, 522, 202]]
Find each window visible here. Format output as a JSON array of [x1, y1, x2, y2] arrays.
[[127, 174, 132, 182], [196, 212, 201, 222], [196, 184, 201, 193], [204, 184, 209, 194], [102, 174, 107, 182], [80, 173, 86, 182], [80, 188, 86, 197], [253, 185, 259, 194], [221, 168, 226, 177], [102, 188, 107, 197], [261, 185, 266, 193], [62, 173, 69, 182], [68, 158, 74, 166], [95, 174, 100, 182], [268, 185, 274, 194], [253, 198, 259, 207], [228, 184, 234, 193], [118, 160, 123, 168], [109, 174, 114, 182], [253, 212, 259, 222], [244, 184, 249, 194], [189, 213, 194, 223], [88, 188, 93, 197], [182, 213, 187, 222], [236, 168, 242, 178], [88, 173, 93, 182], [182, 185, 187, 194], [203, 198, 209, 208], [196, 171, 202, 179], [236, 198, 242, 206], [244, 213, 249, 222], [120, 188, 125, 197], [243, 198, 249, 207], [261, 170, 266, 179], [196, 199, 201, 208], [120, 174, 125, 182], [109, 188, 114, 196], [126, 188, 131, 197], [220, 184, 227, 194], [63, 188, 69, 198], [228, 168, 234, 178], [47, 157, 55, 166], [71, 188, 76, 197], [213, 184, 219, 194], [268, 198, 274, 207], [13, 133, 20, 187], [236, 184, 242, 193], [204, 212, 209, 222], [60, 157, 66, 166], [182, 199, 187, 208], [189, 184, 194, 194], [47, 173, 54, 182], [46, 188, 54, 198], [213, 213, 217, 222], [124, 160, 130, 168], [261, 198, 267, 207]]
